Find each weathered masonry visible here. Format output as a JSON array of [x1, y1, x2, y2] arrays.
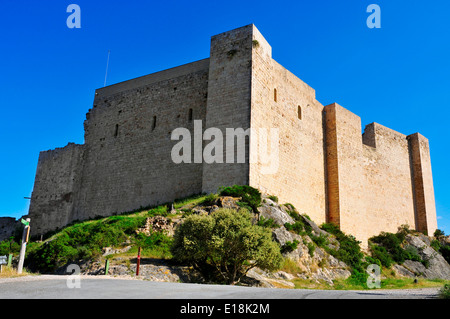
[[26, 24, 437, 245]]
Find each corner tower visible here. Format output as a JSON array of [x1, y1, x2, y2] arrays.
[[202, 25, 255, 193]]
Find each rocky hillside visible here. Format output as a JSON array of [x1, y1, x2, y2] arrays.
[[14, 188, 450, 289], [70, 194, 353, 287]]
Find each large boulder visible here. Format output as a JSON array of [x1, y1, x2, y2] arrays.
[[403, 234, 450, 280], [257, 203, 294, 227]]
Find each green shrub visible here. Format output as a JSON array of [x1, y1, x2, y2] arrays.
[[281, 240, 299, 254], [404, 245, 422, 263], [440, 245, 450, 264], [284, 211, 312, 236], [268, 195, 278, 203], [369, 232, 408, 264], [284, 221, 305, 235], [369, 231, 429, 267], [346, 269, 369, 288], [135, 232, 173, 259], [218, 185, 261, 213], [171, 208, 282, 284], [430, 239, 442, 252], [283, 203, 296, 212], [434, 229, 446, 238], [257, 216, 280, 229], [27, 215, 148, 272], [310, 234, 328, 248], [200, 193, 219, 206], [320, 223, 364, 272], [369, 244, 394, 268], [0, 237, 20, 256], [439, 284, 450, 299], [306, 242, 315, 257]]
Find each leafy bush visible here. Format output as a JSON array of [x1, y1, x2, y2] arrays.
[[439, 284, 450, 299], [434, 229, 446, 238], [369, 244, 394, 268], [27, 215, 147, 272], [321, 223, 364, 270], [284, 211, 312, 236], [306, 242, 315, 257], [429, 238, 450, 264], [369, 231, 426, 267], [200, 193, 219, 206], [310, 234, 328, 247], [171, 208, 282, 284], [135, 232, 173, 258], [430, 239, 442, 252], [218, 185, 261, 213], [369, 232, 408, 264], [257, 216, 280, 229], [320, 223, 367, 286], [440, 245, 450, 264], [267, 195, 278, 203], [284, 221, 305, 235], [0, 237, 20, 256], [281, 240, 299, 254]]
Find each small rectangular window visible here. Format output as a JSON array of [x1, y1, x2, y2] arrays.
[[274, 88, 277, 102], [298, 106, 302, 120], [152, 116, 157, 131]]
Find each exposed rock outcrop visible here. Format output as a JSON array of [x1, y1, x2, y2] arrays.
[[136, 216, 178, 237], [396, 234, 450, 280]]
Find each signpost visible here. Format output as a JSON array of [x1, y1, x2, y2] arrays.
[[17, 218, 31, 274], [0, 256, 7, 273], [136, 247, 141, 276]]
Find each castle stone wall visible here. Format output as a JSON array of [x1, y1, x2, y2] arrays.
[[28, 143, 84, 235], [325, 103, 368, 242], [72, 60, 210, 223], [249, 25, 327, 225], [361, 123, 416, 240], [0, 217, 20, 241], [409, 133, 438, 235]]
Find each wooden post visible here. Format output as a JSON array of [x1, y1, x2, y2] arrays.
[[17, 218, 31, 274], [136, 247, 141, 276]]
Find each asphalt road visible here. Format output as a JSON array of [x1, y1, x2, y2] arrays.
[[0, 275, 441, 300]]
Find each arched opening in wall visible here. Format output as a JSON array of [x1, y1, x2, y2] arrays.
[[114, 124, 119, 137], [152, 116, 157, 131], [298, 106, 302, 120], [274, 88, 277, 102], [188, 108, 193, 122]]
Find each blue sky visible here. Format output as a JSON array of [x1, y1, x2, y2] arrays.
[[0, 1, 449, 234]]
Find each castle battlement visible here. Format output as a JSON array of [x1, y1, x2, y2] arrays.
[[25, 25, 437, 245]]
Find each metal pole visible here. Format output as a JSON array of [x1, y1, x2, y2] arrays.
[[136, 247, 141, 276], [104, 50, 111, 87], [17, 218, 30, 274], [105, 259, 110, 275], [7, 254, 12, 267]]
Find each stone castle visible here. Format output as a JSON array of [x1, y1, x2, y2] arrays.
[[24, 24, 437, 244]]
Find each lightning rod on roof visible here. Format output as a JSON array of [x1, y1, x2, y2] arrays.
[[104, 50, 111, 87]]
